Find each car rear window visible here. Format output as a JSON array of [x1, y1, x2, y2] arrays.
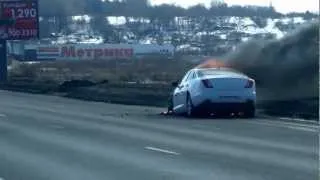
[[197, 69, 243, 77]]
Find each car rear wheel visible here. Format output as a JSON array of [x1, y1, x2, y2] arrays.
[[186, 94, 195, 118], [244, 102, 255, 118], [168, 95, 173, 112]]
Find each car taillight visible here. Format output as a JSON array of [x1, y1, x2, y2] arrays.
[[202, 79, 213, 88], [245, 80, 254, 88]]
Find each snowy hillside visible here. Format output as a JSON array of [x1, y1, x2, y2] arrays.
[[40, 15, 315, 55]]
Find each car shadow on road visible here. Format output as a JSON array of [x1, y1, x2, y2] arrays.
[[159, 111, 252, 121]]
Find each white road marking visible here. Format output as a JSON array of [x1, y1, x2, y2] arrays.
[[249, 120, 319, 132], [261, 120, 318, 129], [145, 146, 180, 155], [50, 125, 65, 129], [286, 126, 319, 132], [279, 117, 318, 124], [196, 125, 220, 130], [254, 119, 317, 128], [0, 114, 7, 120]]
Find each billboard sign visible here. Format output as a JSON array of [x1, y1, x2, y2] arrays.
[[0, 0, 39, 40], [7, 42, 175, 61], [37, 45, 134, 60]]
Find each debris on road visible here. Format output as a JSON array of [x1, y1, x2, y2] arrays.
[[160, 111, 174, 116]]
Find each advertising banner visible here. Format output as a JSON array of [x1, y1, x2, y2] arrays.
[[0, 0, 39, 40]]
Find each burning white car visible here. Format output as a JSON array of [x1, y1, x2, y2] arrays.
[[168, 67, 256, 118]]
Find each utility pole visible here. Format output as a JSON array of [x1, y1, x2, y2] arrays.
[[0, 39, 6, 83]]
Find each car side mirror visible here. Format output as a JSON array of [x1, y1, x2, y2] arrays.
[[172, 81, 179, 87]]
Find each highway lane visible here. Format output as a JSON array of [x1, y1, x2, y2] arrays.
[[0, 90, 318, 180]]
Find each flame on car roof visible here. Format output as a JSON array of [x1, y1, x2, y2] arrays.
[[194, 59, 246, 75], [196, 59, 228, 69]]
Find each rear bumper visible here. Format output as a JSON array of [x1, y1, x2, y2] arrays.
[[194, 100, 255, 113], [191, 90, 256, 106]]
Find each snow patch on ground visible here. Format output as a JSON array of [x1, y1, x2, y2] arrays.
[[107, 16, 126, 25], [72, 15, 91, 23]]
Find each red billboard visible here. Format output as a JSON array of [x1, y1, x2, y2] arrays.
[[0, 0, 39, 40]]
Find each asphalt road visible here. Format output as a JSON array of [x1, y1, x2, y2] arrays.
[[0, 90, 318, 180]]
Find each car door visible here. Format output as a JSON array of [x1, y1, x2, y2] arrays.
[[173, 71, 191, 113]]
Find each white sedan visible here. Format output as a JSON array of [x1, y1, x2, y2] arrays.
[[168, 68, 256, 118]]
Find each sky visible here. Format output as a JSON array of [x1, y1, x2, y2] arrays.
[[150, 0, 319, 13]]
